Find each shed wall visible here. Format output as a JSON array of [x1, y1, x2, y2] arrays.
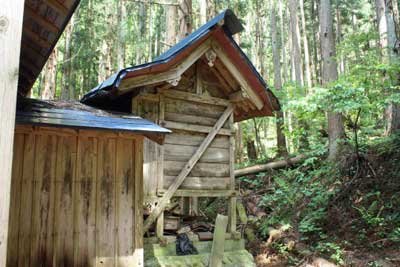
[[134, 90, 233, 200], [7, 126, 143, 267]]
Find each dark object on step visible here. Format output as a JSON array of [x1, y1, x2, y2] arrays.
[[176, 233, 198, 255]]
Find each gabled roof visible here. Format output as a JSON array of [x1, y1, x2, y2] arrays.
[[16, 97, 171, 144], [81, 10, 280, 121], [19, 0, 80, 95]]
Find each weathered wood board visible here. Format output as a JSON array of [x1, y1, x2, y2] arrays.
[[7, 126, 144, 267]]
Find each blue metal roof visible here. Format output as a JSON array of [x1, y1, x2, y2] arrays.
[[81, 9, 244, 104], [16, 98, 171, 135]]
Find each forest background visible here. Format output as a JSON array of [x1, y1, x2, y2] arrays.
[[31, 0, 400, 265]]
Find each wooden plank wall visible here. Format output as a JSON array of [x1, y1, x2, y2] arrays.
[[134, 92, 232, 193], [163, 96, 231, 191], [7, 127, 143, 267]]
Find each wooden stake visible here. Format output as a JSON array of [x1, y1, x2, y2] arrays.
[[0, 2, 25, 266], [209, 214, 228, 267], [143, 106, 234, 232]]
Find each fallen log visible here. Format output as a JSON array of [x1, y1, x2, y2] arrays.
[[234, 155, 307, 177]]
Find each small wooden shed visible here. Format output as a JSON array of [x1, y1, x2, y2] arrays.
[[82, 10, 280, 237], [7, 98, 169, 267]]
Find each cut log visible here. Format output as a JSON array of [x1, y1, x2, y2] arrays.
[[234, 155, 307, 177]]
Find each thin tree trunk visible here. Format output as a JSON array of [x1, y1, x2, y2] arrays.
[[289, 0, 304, 86], [279, 1, 289, 84], [61, 15, 74, 100], [166, 3, 177, 47], [271, 0, 288, 157], [320, 0, 345, 161], [312, 0, 321, 85], [299, 0, 312, 88], [336, 3, 345, 74], [117, 0, 127, 69], [384, 0, 400, 134], [200, 0, 207, 25], [41, 49, 58, 100], [178, 0, 192, 40]]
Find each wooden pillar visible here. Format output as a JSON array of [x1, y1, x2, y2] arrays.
[[228, 113, 237, 233], [0, 1, 25, 266]]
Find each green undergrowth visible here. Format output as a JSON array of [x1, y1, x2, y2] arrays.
[[238, 133, 400, 265]]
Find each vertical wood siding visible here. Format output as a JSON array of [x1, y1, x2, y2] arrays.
[[7, 128, 143, 267]]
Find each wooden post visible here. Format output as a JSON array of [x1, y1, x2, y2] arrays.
[[209, 214, 228, 267], [0, 1, 25, 266], [156, 94, 165, 239], [228, 113, 237, 233]]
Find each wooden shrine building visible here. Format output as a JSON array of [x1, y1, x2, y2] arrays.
[[7, 99, 169, 267], [82, 10, 280, 237]]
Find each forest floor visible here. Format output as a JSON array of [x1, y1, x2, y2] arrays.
[[204, 133, 400, 267]]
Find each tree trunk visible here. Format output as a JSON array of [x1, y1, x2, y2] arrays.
[[166, 4, 177, 47], [271, 0, 289, 157], [311, 0, 321, 85], [247, 140, 257, 161], [336, 3, 345, 74], [299, 0, 312, 88], [253, 119, 265, 157], [41, 49, 58, 100], [279, 1, 289, 84], [178, 0, 192, 40], [320, 0, 345, 161], [117, 0, 127, 69], [61, 15, 74, 100], [289, 0, 304, 86], [200, 0, 207, 25], [235, 123, 244, 163], [235, 155, 307, 177], [384, 0, 400, 134]]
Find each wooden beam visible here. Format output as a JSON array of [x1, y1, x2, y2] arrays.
[[211, 44, 264, 110], [25, 5, 60, 33], [22, 24, 53, 49], [174, 190, 237, 197], [162, 89, 230, 106], [163, 121, 232, 136], [209, 214, 228, 267], [0, 1, 25, 266], [143, 106, 234, 232], [229, 91, 246, 102]]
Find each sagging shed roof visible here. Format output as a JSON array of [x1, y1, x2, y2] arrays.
[[19, 0, 80, 95], [16, 97, 171, 144], [81, 10, 280, 122]]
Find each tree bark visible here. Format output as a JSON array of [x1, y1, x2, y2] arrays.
[[41, 49, 58, 100], [117, 0, 127, 69], [235, 155, 307, 177], [247, 140, 257, 161], [166, 3, 177, 47], [61, 15, 74, 100], [200, 0, 207, 25], [178, 0, 192, 40], [289, 0, 304, 86], [279, 1, 289, 84], [299, 0, 312, 88], [271, 0, 289, 157], [320, 0, 346, 161], [383, 0, 400, 134]]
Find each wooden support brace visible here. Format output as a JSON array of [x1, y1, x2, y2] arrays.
[[143, 105, 234, 232], [209, 214, 228, 267]]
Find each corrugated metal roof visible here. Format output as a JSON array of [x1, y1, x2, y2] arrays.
[[16, 98, 171, 135], [81, 9, 244, 104]]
